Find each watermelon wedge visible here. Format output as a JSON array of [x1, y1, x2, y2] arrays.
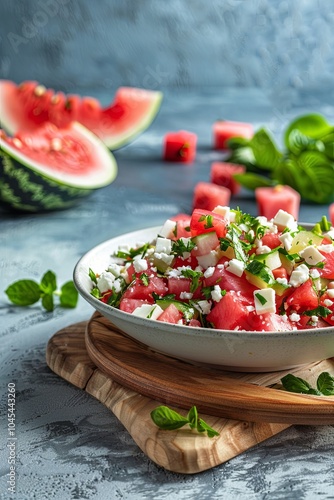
[[0, 122, 117, 212], [0, 80, 163, 150]]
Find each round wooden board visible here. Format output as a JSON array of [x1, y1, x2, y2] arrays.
[[85, 312, 334, 424]]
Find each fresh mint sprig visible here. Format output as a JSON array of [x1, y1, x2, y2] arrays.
[[281, 372, 334, 396], [227, 114, 334, 204], [150, 405, 220, 438], [5, 270, 78, 312]]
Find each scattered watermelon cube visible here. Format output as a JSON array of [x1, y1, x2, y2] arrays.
[[255, 185, 300, 220], [213, 120, 253, 150], [163, 130, 197, 163], [193, 182, 231, 212], [329, 203, 334, 226], [210, 162, 246, 195]]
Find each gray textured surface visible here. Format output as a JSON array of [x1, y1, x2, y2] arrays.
[[1, 0, 334, 93], [1, 87, 334, 499]]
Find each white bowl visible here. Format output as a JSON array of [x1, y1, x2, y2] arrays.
[[73, 225, 334, 372]]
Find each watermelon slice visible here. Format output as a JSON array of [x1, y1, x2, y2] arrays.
[[0, 122, 117, 212], [0, 80, 163, 150]]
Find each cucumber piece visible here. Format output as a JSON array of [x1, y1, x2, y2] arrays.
[[192, 231, 219, 256], [245, 260, 275, 288], [254, 249, 281, 271]]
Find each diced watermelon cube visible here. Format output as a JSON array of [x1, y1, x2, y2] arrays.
[[285, 279, 319, 314], [255, 185, 300, 220], [167, 277, 203, 299], [119, 298, 150, 313], [206, 291, 251, 330], [122, 275, 168, 302], [190, 208, 228, 238], [193, 182, 231, 212], [213, 120, 253, 150], [170, 213, 192, 239], [157, 303, 183, 324], [210, 162, 245, 195], [163, 130, 197, 163]]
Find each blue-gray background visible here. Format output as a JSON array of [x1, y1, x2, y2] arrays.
[[1, 0, 334, 97]]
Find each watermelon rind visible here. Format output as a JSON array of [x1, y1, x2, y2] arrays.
[[102, 90, 163, 150], [0, 81, 163, 151], [0, 122, 117, 212]]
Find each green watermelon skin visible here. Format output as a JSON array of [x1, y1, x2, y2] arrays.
[[0, 151, 91, 212]]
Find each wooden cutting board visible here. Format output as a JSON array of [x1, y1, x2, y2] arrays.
[[46, 312, 334, 474]]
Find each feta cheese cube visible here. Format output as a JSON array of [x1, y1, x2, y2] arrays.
[[180, 291, 193, 300], [132, 304, 164, 320], [299, 245, 325, 265], [155, 237, 172, 254], [225, 258, 245, 277], [327, 289, 334, 299], [196, 250, 220, 269], [253, 288, 276, 314], [211, 285, 223, 302], [213, 205, 230, 220], [193, 300, 212, 315], [317, 244, 334, 254], [203, 266, 215, 278], [289, 312, 301, 322], [154, 252, 174, 266], [96, 271, 115, 293], [159, 219, 177, 238], [133, 258, 148, 273], [273, 210, 296, 230], [279, 232, 293, 251], [289, 264, 309, 287]]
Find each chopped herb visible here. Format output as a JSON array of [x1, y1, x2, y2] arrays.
[[172, 238, 196, 256], [303, 306, 331, 318], [198, 214, 214, 229], [147, 306, 157, 318], [140, 273, 150, 286], [89, 268, 97, 284], [255, 293, 267, 305], [181, 269, 203, 293]]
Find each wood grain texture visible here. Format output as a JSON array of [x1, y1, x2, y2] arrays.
[[46, 319, 290, 474], [85, 313, 334, 425]]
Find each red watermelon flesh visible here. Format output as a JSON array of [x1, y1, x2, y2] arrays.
[[0, 80, 163, 150]]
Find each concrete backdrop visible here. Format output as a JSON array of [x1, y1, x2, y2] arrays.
[[1, 0, 334, 96]]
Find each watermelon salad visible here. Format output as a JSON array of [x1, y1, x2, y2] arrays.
[[89, 206, 334, 332]]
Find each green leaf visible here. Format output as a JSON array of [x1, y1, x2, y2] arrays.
[[286, 129, 324, 156], [60, 281, 79, 308], [226, 147, 257, 171], [40, 270, 57, 294], [5, 280, 41, 306], [187, 406, 198, 430], [197, 418, 220, 438], [284, 114, 332, 148], [227, 136, 250, 150], [277, 151, 334, 204], [41, 293, 54, 312], [249, 128, 283, 171], [233, 172, 275, 190], [316, 372, 334, 395], [321, 131, 334, 159], [150, 406, 189, 430], [281, 374, 320, 395], [88, 268, 97, 284]]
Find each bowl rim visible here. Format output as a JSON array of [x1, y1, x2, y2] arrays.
[[73, 223, 334, 339]]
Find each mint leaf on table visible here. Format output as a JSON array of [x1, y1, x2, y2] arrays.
[[5, 280, 41, 306], [225, 112, 334, 204], [281, 372, 334, 396], [151, 405, 220, 438], [5, 270, 78, 312], [316, 372, 334, 396], [59, 281, 79, 308]]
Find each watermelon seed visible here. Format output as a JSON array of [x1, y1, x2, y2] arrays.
[[13, 138, 22, 149], [34, 84, 46, 97], [50, 138, 63, 152]]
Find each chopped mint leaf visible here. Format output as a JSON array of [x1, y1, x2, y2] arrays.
[[255, 293, 267, 305], [140, 273, 150, 286]]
